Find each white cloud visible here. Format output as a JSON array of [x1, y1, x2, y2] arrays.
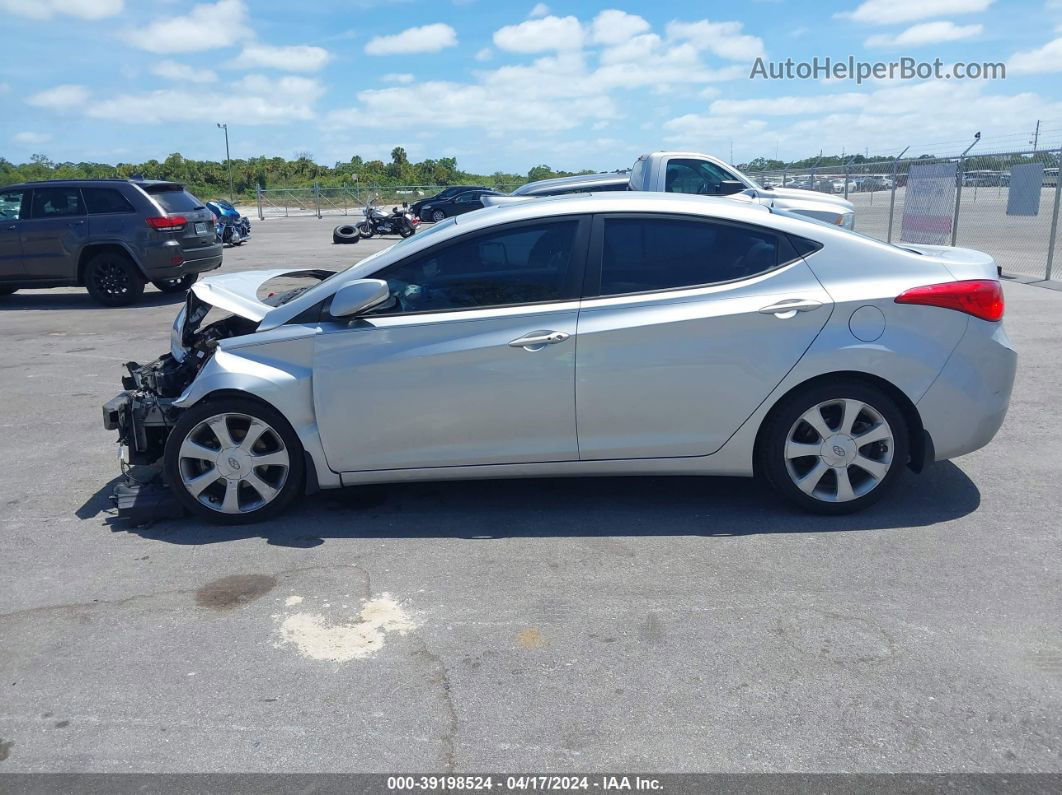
[[0, 0, 122, 20], [865, 21, 983, 47], [841, 0, 993, 25], [529, 2, 549, 17], [229, 43, 331, 72], [151, 60, 217, 82], [475, 47, 493, 61], [493, 15, 584, 53], [1009, 36, 1062, 73], [663, 79, 1062, 160], [120, 0, 250, 54], [365, 23, 457, 55], [590, 10, 650, 45], [382, 73, 415, 83], [666, 19, 766, 61], [85, 75, 323, 124], [26, 84, 90, 109], [12, 131, 52, 145]]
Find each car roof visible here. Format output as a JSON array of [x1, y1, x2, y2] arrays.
[[453, 190, 772, 230], [513, 172, 629, 195], [3, 178, 180, 190]]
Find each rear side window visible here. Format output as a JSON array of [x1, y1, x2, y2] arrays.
[[143, 185, 205, 212], [599, 217, 780, 295], [82, 187, 135, 214], [0, 189, 25, 220], [787, 234, 823, 258], [30, 187, 85, 219]]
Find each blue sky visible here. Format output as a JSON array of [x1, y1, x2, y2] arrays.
[[2, 0, 1062, 173]]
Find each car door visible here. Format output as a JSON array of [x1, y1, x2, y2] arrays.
[[0, 187, 27, 279], [19, 186, 90, 281], [451, 191, 487, 216], [313, 216, 590, 472], [575, 213, 832, 460]]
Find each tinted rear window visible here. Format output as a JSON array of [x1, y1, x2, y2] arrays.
[[143, 185, 204, 212], [83, 187, 135, 214]]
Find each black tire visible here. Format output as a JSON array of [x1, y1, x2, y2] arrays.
[[399, 225, 415, 238], [152, 273, 199, 293], [431, 209, 446, 222], [164, 397, 305, 525], [0, 287, 17, 296], [356, 221, 374, 239], [332, 224, 360, 244], [757, 379, 909, 515], [84, 251, 145, 307]]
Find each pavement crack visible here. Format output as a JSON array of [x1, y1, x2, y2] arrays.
[[410, 635, 458, 773]]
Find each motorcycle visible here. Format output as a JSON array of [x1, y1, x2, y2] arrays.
[[356, 201, 417, 239], [214, 216, 243, 247], [206, 200, 251, 240]]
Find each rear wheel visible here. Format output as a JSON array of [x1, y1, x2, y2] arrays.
[[164, 398, 305, 524], [356, 221, 374, 238], [758, 380, 909, 514], [153, 273, 198, 293], [84, 251, 145, 306]]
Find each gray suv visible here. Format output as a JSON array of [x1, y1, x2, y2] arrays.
[[0, 179, 223, 306]]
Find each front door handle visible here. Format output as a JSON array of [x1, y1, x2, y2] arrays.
[[759, 298, 823, 318], [509, 330, 570, 350]]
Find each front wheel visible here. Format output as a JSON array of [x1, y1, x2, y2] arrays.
[[84, 251, 145, 306], [153, 273, 198, 293], [399, 225, 415, 238], [164, 398, 305, 524], [356, 221, 374, 238], [431, 209, 446, 222], [758, 380, 909, 514]]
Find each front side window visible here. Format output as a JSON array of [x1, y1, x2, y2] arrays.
[[82, 187, 135, 214], [664, 159, 739, 195], [373, 219, 580, 314], [0, 189, 25, 220], [30, 187, 85, 219], [599, 217, 780, 296]]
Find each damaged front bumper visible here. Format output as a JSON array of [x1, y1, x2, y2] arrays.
[[102, 362, 188, 466]]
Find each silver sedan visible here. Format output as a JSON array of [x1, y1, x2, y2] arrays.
[[103, 192, 1016, 524]]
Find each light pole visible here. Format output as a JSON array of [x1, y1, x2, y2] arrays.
[[216, 122, 233, 201]]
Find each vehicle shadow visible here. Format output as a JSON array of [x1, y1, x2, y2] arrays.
[[0, 289, 185, 311], [94, 460, 981, 548]]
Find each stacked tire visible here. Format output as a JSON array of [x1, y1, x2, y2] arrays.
[[332, 224, 360, 244]]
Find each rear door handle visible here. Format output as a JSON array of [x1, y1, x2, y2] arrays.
[[509, 330, 570, 350], [759, 298, 823, 318]]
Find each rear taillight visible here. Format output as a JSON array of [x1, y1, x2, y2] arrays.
[[145, 216, 187, 231], [895, 279, 1004, 322]]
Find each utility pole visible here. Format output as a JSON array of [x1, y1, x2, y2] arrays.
[[216, 122, 233, 201], [1032, 119, 1040, 150]]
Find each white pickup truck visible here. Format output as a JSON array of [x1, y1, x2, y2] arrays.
[[486, 151, 856, 229]]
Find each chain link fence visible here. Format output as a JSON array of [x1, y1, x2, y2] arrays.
[[746, 147, 1062, 281], [250, 183, 522, 220]]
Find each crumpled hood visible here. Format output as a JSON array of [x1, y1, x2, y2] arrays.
[[190, 268, 331, 322]]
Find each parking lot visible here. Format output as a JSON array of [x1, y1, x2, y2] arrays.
[[0, 215, 1060, 773]]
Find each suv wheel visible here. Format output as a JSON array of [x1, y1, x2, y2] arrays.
[[164, 397, 305, 524], [84, 251, 145, 306], [758, 379, 909, 515], [153, 274, 198, 293]]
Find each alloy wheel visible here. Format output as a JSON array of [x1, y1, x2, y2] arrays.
[[176, 412, 290, 514], [92, 260, 131, 298], [782, 398, 894, 503]]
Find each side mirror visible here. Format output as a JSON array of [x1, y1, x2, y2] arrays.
[[330, 279, 390, 318], [716, 180, 746, 196]]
